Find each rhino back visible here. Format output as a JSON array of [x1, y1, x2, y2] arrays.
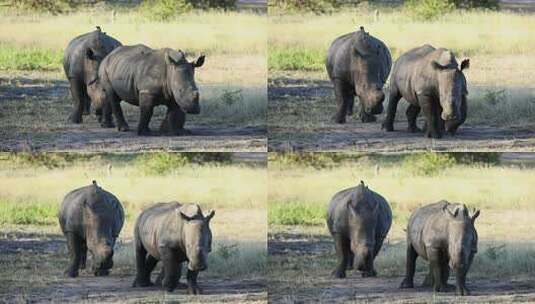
[[327, 32, 391, 84], [102, 45, 165, 104], [59, 185, 124, 236], [391, 44, 438, 103], [327, 186, 391, 238], [135, 202, 184, 259], [63, 31, 121, 80]]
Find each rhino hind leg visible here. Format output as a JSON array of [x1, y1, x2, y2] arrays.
[[68, 79, 85, 124], [64, 232, 83, 278], [383, 85, 401, 131], [108, 96, 129, 131], [400, 243, 417, 289], [133, 242, 153, 287], [406, 104, 421, 133], [332, 80, 352, 124], [332, 233, 350, 278], [346, 251, 354, 270], [80, 240, 87, 270]]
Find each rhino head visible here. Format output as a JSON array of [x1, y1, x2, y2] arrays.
[[165, 49, 205, 115], [443, 203, 480, 294], [352, 27, 387, 115], [431, 50, 470, 122], [84, 180, 117, 276], [177, 204, 215, 272], [347, 181, 379, 277]]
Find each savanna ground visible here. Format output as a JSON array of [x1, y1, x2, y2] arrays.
[[0, 153, 267, 303], [268, 152, 535, 303], [268, 7, 535, 152], [0, 6, 267, 152]]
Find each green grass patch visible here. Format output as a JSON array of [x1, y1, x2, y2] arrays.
[[268, 46, 324, 71], [0, 44, 62, 71], [0, 198, 57, 225], [268, 201, 325, 225]]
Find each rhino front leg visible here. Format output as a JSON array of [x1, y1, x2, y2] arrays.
[[419, 95, 442, 139], [156, 262, 187, 288], [160, 106, 191, 136], [383, 85, 401, 131], [455, 268, 470, 296], [332, 233, 349, 278], [347, 250, 354, 270], [428, 248, 448, 292], [161, 248, 179, 292], [137, 92, 155, 136], [332, 79, 352, 124], [186, 269, 201, 295], [64, 232, 82, 278], [406, 104, 421, 133], [400, 243, 417, 288]]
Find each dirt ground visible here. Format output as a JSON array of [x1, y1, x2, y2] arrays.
[[0, 230, 266, 303], [268, 75, 535, 152], [0, 75, 266, 152], [268, 229, 535, 304]]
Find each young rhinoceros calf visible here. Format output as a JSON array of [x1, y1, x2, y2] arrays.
[[327, 181, 392, 278], [326, 26, 392, 124], [383, 45, 469, 138], [58, 181, 124, 277], [400, 201, 480, 295], [89, 44, 205, 136], [63, 26, 122, 124], [132, 202, 215, 294]]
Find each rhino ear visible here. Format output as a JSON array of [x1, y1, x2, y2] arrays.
[[470, 209, 480, 223], [193, 54, 205, 68], [461, 59, 470, 71], [442, 204, 459, 218], [86, 48, 96, 60], [205, 209, 215, 222], [167, 50, 185, 65]]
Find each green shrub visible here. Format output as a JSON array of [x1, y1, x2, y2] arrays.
[[0, 199, 58, 225], [402, 152, 456, 176], [189, 0, 237, 10], [268, 46, 324, 71], [451, 0, 499, 9], [448, 152, 501, 165], [139, 0, 192, 21], [269, 0, 339, 14], [0, 44, 62, 71], [404, 0, 455, 20], [268, 152, 356, 169], [269, 201, 325, 225], [135, 153, 189, 175], [12, 0, 71, 14]]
